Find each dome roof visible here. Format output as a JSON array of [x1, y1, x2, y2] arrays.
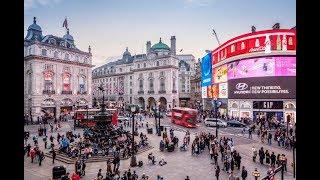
[[63, 29, 74, 41], [123, 47, 131, 56], [27, 17, 42, 32], [151, 38, 170, 51]]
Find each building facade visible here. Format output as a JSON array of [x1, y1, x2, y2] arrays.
[[92, 36, 195, 111], [201, 28, 296, 124], [24, 17, 93, 121], [190, 60, 202, 109]]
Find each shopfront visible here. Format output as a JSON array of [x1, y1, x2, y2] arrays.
[[41, 99, 56, 119], [60, 98, 73, 119], [284, 101, 296, 124], [253, 101, 284, 122]]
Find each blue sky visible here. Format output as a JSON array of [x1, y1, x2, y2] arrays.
[[24, 0, 296, 67]]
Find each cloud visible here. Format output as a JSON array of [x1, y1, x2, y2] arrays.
[[184, 0, 218, 7], [24, 0, 63, 10]]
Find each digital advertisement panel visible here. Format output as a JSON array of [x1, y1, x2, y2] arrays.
[[213, 64, 228, 83], [201, 86, 208, 98], [207, 86, 213, 98], [219, 83, 228, 98], [201, 53, 212, 87], [227, 57, 275, 79], [275, 56, 296, 76], [228, 76, 296, 99], [211, 84, 219, 99]]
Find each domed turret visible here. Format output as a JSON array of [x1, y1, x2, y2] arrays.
[[25, 17, 43, 41], [63, 28, 74, 42], [150, 38, 171, 52]]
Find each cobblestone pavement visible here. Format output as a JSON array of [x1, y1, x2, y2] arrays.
[[24, 118, 295, 180]]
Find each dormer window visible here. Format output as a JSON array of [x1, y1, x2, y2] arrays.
[[41, 49, 47, 56], [65, 54, 69, 60], [54, 51, 58, 58], [49, 38, 56, 45]]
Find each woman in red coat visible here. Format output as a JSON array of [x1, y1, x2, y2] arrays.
[[71, 172, 80, 180]]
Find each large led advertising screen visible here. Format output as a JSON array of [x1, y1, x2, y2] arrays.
[[207, 84, 219, 99], [201, 86, 208, 98], [213, 64, 228, 83], [228, 76, 296, 99], [275, 56, 296, 76], [201, 53, 212, 87], [227, 56, 296, 79]]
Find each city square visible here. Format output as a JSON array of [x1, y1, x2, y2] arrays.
[[24, 0, 296, 179]]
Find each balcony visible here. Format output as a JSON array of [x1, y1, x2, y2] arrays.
[[148, 90, 154, 94], [138, 90, 144, 94], [61, 90, 73, 95], [77, 91, 87, 95], [43, 90, 55, 95], [172, 90, 177, 93], [158, 90, 166, 94]]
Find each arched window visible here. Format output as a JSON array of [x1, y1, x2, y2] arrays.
[[42, 49, 47, 56], [54, 51, 58, 58], [138, 64, 140, 68], [156, 61, 159, 66]]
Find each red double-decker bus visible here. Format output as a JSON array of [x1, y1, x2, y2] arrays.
[[171, 107, 198, 128], [75, 108, 118, 127]]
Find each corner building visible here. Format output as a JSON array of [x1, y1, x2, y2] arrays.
[[203, 28, 296, 124], [24, 17, 93, 121]]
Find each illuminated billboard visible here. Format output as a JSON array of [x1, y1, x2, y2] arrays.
[[201, 53, 212, 87], [219, 83, 228, 98], [213, 64, 228, 83], [201, 86, 208, 98], [227, 56, 296, 79], [228, 76, 296, 99]]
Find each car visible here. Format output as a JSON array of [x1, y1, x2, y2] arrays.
[[204, 118, 227, 127], [227, 120, 247, 127], [166, 111, 172, 117]]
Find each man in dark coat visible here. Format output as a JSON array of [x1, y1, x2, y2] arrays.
[[259, 147, 265, 164]]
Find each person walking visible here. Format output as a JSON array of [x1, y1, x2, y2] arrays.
[[259, 147, 265, 164], [229, 171, 236, 180], [265, 150, 271, 165], [270, 152, 276, 167], [38, 151, 44, 166], [252, 146, 257, 162], [52, 149, 56, 164], [26, 144, 31, 157], [241, 166, 247, 180], [213, 152, 218, 165], [236, 153, 241, 170], [268, 132, 272, 145], [215, 165, 220, 180]]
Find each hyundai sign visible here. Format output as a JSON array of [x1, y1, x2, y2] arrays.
[[228, 76, 296, 99], [201, 53, 212, 87]]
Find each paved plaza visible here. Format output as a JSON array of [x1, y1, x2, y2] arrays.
[[24, 117, 295, 180]]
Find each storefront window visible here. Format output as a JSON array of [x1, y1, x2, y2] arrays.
[[44, 71, 54, 91], [79, 76, 86, 93]]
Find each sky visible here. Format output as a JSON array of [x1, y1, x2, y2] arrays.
[[24, 0, 296, 67]]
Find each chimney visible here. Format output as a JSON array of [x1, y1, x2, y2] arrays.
[[146, 41, 151, 54], [170, 36, 176, 55]]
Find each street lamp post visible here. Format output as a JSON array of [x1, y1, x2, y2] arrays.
[[73, 105, 76, 131], [252, 168, 260, 180], [128, 104, 139, 167], [157, 101, 161, 136], [214, 99, 221, 138]]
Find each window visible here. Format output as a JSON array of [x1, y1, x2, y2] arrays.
[[288, 37, 293, 45], [160, 78, 165, 91], [75, 56, 79, 62], [139, 79, 143, 91], [149, 72, 153, 78], [149, 79, 154, 91], [62, 73, 71, 91], [42, 49, 47, 56], [130, 82, 133, 86], [44, 71, 54, 92], [173, 78, 176, 91], [119, 68, 122, 72], [54, 51, 58, 58], [144, 63, 146, 68], [138, 64, 140, 68], [65, 53, 69, 60], [79, 76, 86, 93], [130, 89, 132, 94], [160, 71, 165, 77], [255, 39, 260, 47], [156, 61, 159, 66], [130, 76, 132, 80]]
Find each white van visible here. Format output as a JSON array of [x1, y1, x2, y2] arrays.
[[204, 118, 227, 127]]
